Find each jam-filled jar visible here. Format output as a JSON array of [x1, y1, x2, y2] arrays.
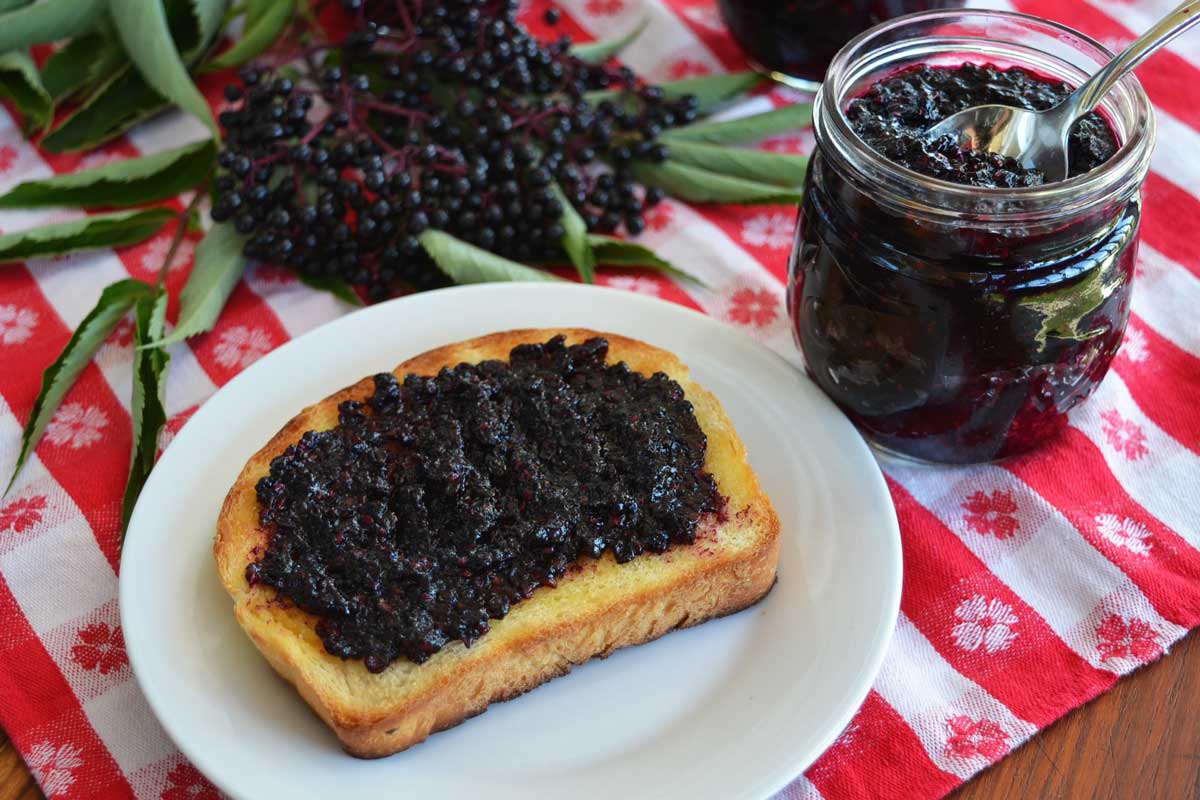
[[789, 10, 1156, 463]]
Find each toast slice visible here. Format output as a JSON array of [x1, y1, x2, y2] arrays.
[[214, 328, 780, 757]]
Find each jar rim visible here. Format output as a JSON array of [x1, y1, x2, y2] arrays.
[[815, 9, 1156, 221]]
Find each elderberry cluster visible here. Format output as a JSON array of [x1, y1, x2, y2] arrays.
[[210, 0, 696, 300]]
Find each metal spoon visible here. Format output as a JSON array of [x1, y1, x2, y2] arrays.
[[925, 0, 1200, 182]]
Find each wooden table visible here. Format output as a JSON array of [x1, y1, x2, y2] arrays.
[[0, 733, 38, 800], [1, 631, 1197, 799], [952, 629, 1200, 800]]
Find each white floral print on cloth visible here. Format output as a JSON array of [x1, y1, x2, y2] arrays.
[[1095, 514, 1153, 556], [160, 761, 220, 800], [212, 325, 274, 369], [138, 233, 195, 274], [952, 596, 1019, 654], [27, 741, 84, 797], [1117, 325, 1150, 365], [603, 275, 661, 295], [741, 212, 795, 249], [44, 404, 109, 450], [0, 304, 38, 345]]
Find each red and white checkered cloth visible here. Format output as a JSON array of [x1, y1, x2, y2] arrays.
[[1, 1, 1198, 797]]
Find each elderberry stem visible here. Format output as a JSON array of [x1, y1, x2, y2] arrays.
[[157, 185, 208, 288], [209, 0, 692, 301]]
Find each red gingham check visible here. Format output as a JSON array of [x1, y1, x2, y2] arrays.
[[1, 1, 1198, 797]]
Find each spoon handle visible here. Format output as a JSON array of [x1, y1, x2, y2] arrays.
[[1069, 0, 1200, 116]]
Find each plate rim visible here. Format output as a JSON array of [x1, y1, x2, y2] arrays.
[[120, 282, 902, 800]]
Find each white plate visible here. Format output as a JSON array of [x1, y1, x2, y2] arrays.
[[121, 283, 900, 800]]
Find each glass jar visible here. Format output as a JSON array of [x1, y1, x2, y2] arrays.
[[717, 0, 965, 87], [788, 10, 1155, 464]]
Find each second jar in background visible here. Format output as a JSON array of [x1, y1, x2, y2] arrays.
[[717, 0, 964, 85]]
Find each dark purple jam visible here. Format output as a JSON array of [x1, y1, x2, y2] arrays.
[[249, 336, 722, 671], [789, 62, 1139, 463], [717, 0, 964, 83], [847, 63, 1119, 187]]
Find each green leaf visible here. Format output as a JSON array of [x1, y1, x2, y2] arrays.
[[0, 140, 216, 209], [297, 272, 363, 306], [204, 0, 295, 72], [41, 0, 211, 152], [41, 66, 168, 153], [185, 0, 229, 52], [121, 287, 170, 533], [661, 141, 808, 187], [186, 208, 204, 233], [40, 29, 126, 103], [419, 230, 563, 284], [0, 50, 50, 131], [586, 70, 762, 114], [1023, 252, 1119, 349], [570, 17, 648, 64], [586, 234, 705, 286], [147, 221, 246, 347], [659, 71, 763, 112], [631, 160, 803, 205], [108, 0, 219, 139], [0, 208, 174, 263], [0, 0, 32, 12], [5, 279, 153, 495], [551, 182, 595, 284], [662, 103, 813, 144], [0, 0, 104, 52]]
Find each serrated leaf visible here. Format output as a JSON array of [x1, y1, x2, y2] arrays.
[[297, 272, 363, 306], [586, 234, 705, 286], [40, 29, 126, 104], [186, 0, 229, 53], [631, 160, 803, 204], [571, 17, 648, 64], [662, 103, 813, 144], [0, 50, 50, 131], [121, 287, 170, 533], [40, 0, 207, 153], [109, 0, 219, 139], [662, 141, 808, 187], [551, 182, 595, 284], [147, 220, 246, 347], [0, 0, 104, 52], [0, 208, 174, 263], [586, 70, 762, 114], [0, 139, 216, 209], [5, 279, 153, 495], [204, 0, 295, 72], [40, 66, 168, 153], [419, 230, 563, 284]]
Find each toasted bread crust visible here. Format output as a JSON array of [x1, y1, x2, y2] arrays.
[[214, 328, 780, 757]]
